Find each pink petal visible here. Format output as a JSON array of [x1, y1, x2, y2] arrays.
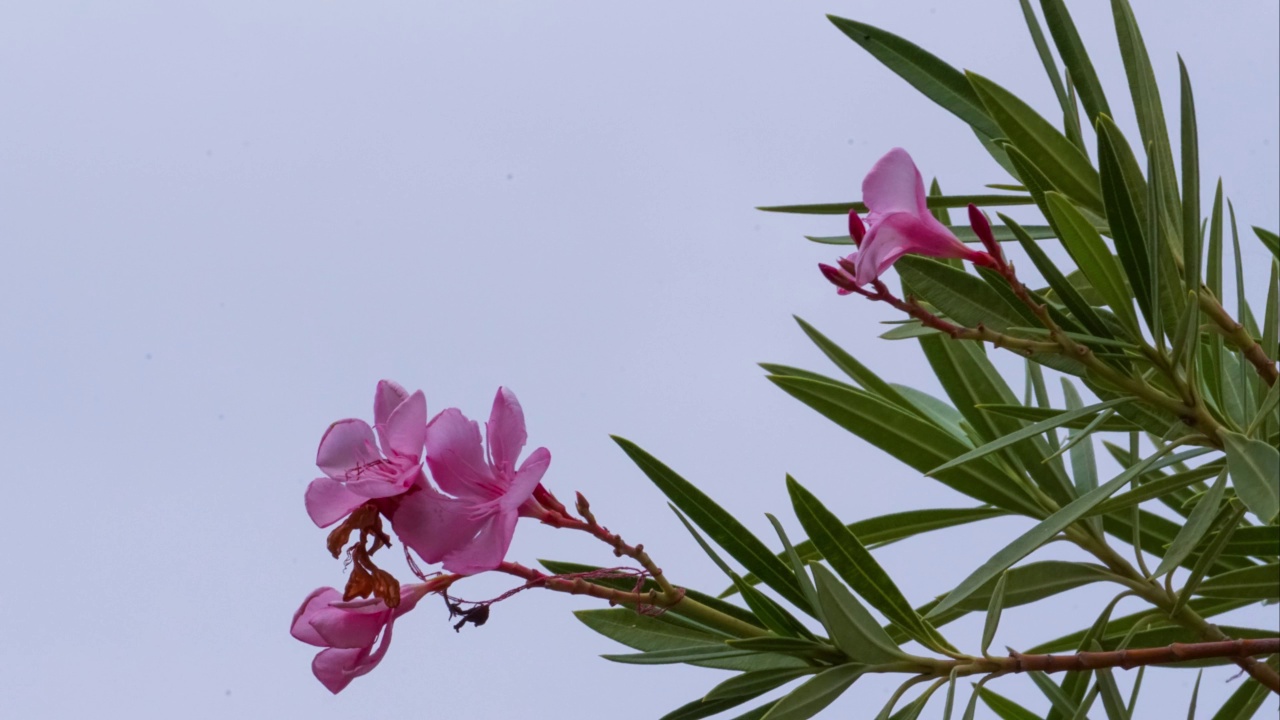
[[425, 408, 495, 500], [304, 477, 368, 528], [855, 213, 977, 286], [441, 510, 518, 575], [316, 419, 380, 479], [309, 607, 389, 649], [486, 387, 528, 475], [501, 446, 550, 514], [390, 487, 490, 566], [311, 647, 372, 694], [373, 380, 409, 428], [379, 390, 427, 460], [291, 587, 343, 647], [861, 148, 928, 221]]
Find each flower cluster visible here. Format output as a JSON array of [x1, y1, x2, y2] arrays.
[[291, 380, 557, 693]]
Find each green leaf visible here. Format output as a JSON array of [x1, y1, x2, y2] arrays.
[[1194, 562, 1280, 600], [825, 16, 1000, 140], [767, 375, 1041, 514], [704, 668, 817, 703], [575, 609, 803, 672], [602, 645, 759, 665], [1222, 430, 1280, 524], [1209, 674, 1272, 720], [1088, 461, 1223, 516], [1111, 0, 1181, 237], [727, 637, 838, 658], [1046, 192, 1141, 335], [981, 571, 1009, 656], [810, 564, 908, 664], [1179, 56, 1202, 298], [1027, 671, 1082, 719], [975, 404, 1140, 431], [1173, 502, 1247, 616], [612, 436, 812, 613], [757, 195, 1034, 215], [1220, 526, 1280, 558], [1003, 213, 1116, 342], [968, 72, 1103, 213], [978, 687, 1042, 720], [926, 449, 1174, 619], [1253, 226, 1280, 261], [805, 224, 1059, 246], [928, 397, 1131, 476], [1026, 597, 1249, 654], [894, 257, 1028, 333], [734, 507, 1007, 595], [1097, 117, 1155, 330], [792, 317, 916, 413], [1018, 0, 1079, 148], [1151, 468, 1229, 577], [661, 694, 767, 720], [766, 515, 823, 623], [789, 477, 952, 652], [1038, 0, 1111, 123], [761, 664, 866, 720]]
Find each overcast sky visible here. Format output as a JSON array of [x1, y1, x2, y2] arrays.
[[2, 1, 1276, 718]]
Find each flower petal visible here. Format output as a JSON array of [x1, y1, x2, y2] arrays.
[[425, 408, 494, 500], [291, 587, 343, 647], [486, 387, 528, 475], [855, 213, 978, 286], [390, 487, 490, 567], [501, 446, 550, 514], [373, 380, 409, 428], [441, 510, 518, 575], [311, 647, 371, 694], [380, 389, 427, 460], [309, 606, 389, 649], [304, 477, 368, 528], [316, 419, 380, 479], [862, 147, 928, 221]]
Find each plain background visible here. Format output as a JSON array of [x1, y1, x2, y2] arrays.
[[1, 1, 1276, 718]]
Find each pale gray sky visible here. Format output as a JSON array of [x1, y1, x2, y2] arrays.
[[2, 1, 1276, 718]]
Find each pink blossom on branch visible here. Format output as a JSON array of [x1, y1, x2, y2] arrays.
[[391, 387, 551, 576], [304, 380, 429, 528], [822, 147, 996, 289]]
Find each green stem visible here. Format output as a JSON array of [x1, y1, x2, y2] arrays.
[[668, 595, 772, 639]]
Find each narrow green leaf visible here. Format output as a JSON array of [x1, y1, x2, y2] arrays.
[[968, 72, 1103, 212], [1179, 56, 1202, 296], [980, 571, 1009, 656], [826, 16, 1000, 139], [602, 645, 758, 665], [1017, 0, 1079, 149], [1222, 430, 1280, 523], [1194, 562, 1280, 600], [1111, 0, 1181, 236], [927, 448, 1175, 619], [928, 398, 1131, 476], [1185, 671, 1202, 720], [1097, 117, 1155, 329], [1088, 461, 1223, 516], [1027, 671, 1081, 719], [810, 564, 908, 664], [792, 317, 916, 413], [1060, 381, 1100, 533], [767, 375, 1041, 514], [1253, 226, 1280, 261], [1220, 525, 1280, 558], [1046, 192, 1141, 335], [789, 477, 952, 652], [894, 256, 1028, 333], [1038, 0, 1111, 123], [612, 437, 811, 613], [1003, 213, 1116, 341], [661, 694, 766, 720], [767, 514, 822, 620], [757, 195, 1034, 215], [705, 668, 817, 703], [575, 609, 803, 672], [1151, 468, 1229, 577], [1209, 673, 1272, 720], [976, 403, 1140, 431], [978, 687, 1042, 720], [1026, 597, 1249, 654], [761, 664, 866, 720], [806, 224, 1060, 246], [1173, 502, 1247, 617]]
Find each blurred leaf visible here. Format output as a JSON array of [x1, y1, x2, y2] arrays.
[[575, 609, 804, 672], [825, 16, 1001, 140], [789, 477, 953, 652], [968, 72, 1102, 213], [1046, 192, 1141, 335], [1038, 0, 1111, 123], [758, 195, 1033, 215], [1152, 468, 1229, 577], [704, 668, 816, 703], [1111, 0, 1181, 236], [761, 664, 866, 720], [1194, 563, 1280, 600], [810, 564, 908, 664], [927, 450, 1173, 619], [1222, 430, 1280, 523], [612, 437, 811, 613], [767, 375, 1041, 514]]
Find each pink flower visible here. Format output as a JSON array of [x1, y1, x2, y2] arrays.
[[304, 380, 428, 528], [290, 584, 426, 694], [839, 148, 993, 286], [390, 387, 551, 575]]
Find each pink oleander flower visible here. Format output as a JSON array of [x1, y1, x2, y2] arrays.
[[830, 147, 994, 288], [291, 583, 428, 694], [390, 387, 551, 575], [305, 380, 428, 528]]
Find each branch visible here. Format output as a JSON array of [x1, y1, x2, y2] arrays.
[[1003, 638, 1279, 677], [1199, 290, 1278, 386]]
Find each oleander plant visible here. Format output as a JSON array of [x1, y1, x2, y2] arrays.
[[290, 2, 1279, 717]]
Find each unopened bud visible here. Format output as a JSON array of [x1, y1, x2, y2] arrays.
[[848, 210, 866, 246]]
